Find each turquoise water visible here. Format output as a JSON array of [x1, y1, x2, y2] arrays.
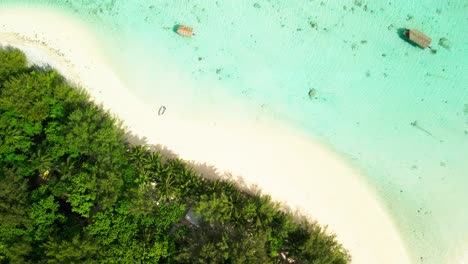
[[1, 1, 467, 263]]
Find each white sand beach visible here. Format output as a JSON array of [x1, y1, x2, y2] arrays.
[[0, 6, 412, 264]]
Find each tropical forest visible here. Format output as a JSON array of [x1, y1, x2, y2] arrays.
[[0, 47, 350, 263]]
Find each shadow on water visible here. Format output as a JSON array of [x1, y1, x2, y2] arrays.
[[172, 24, 180, 33], [397, 28, 418, 48]]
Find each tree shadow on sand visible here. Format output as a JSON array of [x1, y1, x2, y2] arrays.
[[125, 130, 261, 194], [124, 130, 320, 226]]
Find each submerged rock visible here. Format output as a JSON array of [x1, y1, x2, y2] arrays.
[[438, 37, 451, 50], [308, 88, 317, 99], [309, 21, 318, 29]]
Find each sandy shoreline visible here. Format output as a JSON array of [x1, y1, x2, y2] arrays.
[[1, 6, 412, 264]]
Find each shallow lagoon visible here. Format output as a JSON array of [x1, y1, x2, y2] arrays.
[[1, 1, 467, 263]]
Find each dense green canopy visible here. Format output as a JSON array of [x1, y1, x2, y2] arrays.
[[0, 47, 350, 264]]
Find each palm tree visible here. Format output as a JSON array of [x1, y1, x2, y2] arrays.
[[128, 145, 151, 185], [128, 145, 149, 169], [30, 149, 53, 180], [144, 152, 162, 172], [156, 168, 177, 203], [56, 155, 76, 180]]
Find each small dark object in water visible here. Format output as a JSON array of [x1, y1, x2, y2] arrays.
[[403, 29, 432, 49], [410, 120, 433, 137], [309, 21, 318, 29], [308, 88, 317, 99], [353, 0, 363, 7], [438, 37, 450, 50], [158, 106, 166, 116]]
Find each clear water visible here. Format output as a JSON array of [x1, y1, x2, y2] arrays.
[[1, 1, 467, 263]]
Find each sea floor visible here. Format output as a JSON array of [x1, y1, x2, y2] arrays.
[[1, 1, 467, 263]]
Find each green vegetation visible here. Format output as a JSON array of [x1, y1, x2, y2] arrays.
[[0, 47, 350, 263]]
